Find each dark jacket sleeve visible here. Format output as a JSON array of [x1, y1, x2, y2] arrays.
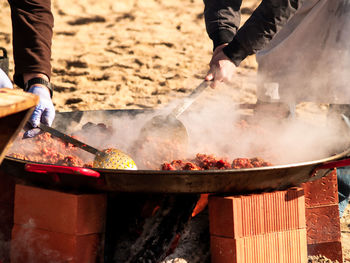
[[204, 0, 242, 50], [204, 0, 301, 66], [8, 0, 53, 88]]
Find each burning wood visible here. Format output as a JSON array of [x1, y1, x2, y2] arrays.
[[104, 193, 204, 263]]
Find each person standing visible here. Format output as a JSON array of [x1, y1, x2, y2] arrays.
[[254, 0, 350, 216], [203, 0, 350, 216], [203, 0, 302, 88], [1, 0, 55, 138]]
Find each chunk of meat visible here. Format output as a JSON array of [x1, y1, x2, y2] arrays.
[[162, 155, 272, 171], [9, 132, 88, 167]]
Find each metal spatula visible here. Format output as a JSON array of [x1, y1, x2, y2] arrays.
[[130, 81, 210, 166], [39, 123, 137, 170], [138, 80, 210, 141]]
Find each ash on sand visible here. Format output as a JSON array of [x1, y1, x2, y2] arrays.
[[308, 255, 339, 263]]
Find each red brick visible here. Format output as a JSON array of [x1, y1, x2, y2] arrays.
[[302, 170, 338, 208], [210, 235, 236, 263], [209, 188, 305, 238], [209, 196, 235, 238], [11, 224, 102, 263], [14, 184, 106, 235], [306, 205, 341, 244], [307, 241, 342, 263], [210, 229, 307, 263]]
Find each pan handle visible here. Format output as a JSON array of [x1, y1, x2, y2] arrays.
[[25, 163, 100, 178], [312, 157, 350, 176]]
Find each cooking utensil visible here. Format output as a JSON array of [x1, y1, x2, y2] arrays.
[[170, 80, 211, 119], [3, 109, 350, 194], [130, 81, 210, 164], [39, 123, 137, 170], [134, 80, 211, 146]]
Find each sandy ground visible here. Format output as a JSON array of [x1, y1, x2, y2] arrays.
[[0, 0, 260, 112], [1, 0, 349, 261]]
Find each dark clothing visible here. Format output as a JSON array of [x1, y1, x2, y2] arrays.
[[8, 0, 53, 89], [204, 0, 301, 66], [338, 167, 350, 217]]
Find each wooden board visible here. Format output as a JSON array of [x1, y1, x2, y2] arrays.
[[0, 88, 39, 118], [0, 88, 39, 164]]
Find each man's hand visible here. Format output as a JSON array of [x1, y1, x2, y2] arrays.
[[205, 43, 236, 88], [23, 85, 55, 138]]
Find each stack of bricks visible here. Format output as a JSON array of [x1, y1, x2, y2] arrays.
[[209, 188, 307, 263], [301, 170, 342, 262], [10, 184, 107, 263]]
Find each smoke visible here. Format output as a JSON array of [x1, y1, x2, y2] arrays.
[[10, 219, 68, 263], [7, 78, 350, 170], [84, 79, 350, 168], [32, 76, 350, 169], [256, 1, 350, 104], [179, 83, 350, 166], [180, 86, 242, 157], [9, 0, 350, 169]]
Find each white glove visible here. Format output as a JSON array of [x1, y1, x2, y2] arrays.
[[23, 85, 55, 138], [0, 68, 13, 89]]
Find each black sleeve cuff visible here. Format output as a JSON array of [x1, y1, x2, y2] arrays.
[[211, 29, 236, 50], [24, 77, 53, 98], [222, 38, 249, 67]]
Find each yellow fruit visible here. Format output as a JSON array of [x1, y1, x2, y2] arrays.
[[93, 148, 137, 170]]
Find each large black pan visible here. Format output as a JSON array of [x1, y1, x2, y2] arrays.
[[2, 109, 350, 194]]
